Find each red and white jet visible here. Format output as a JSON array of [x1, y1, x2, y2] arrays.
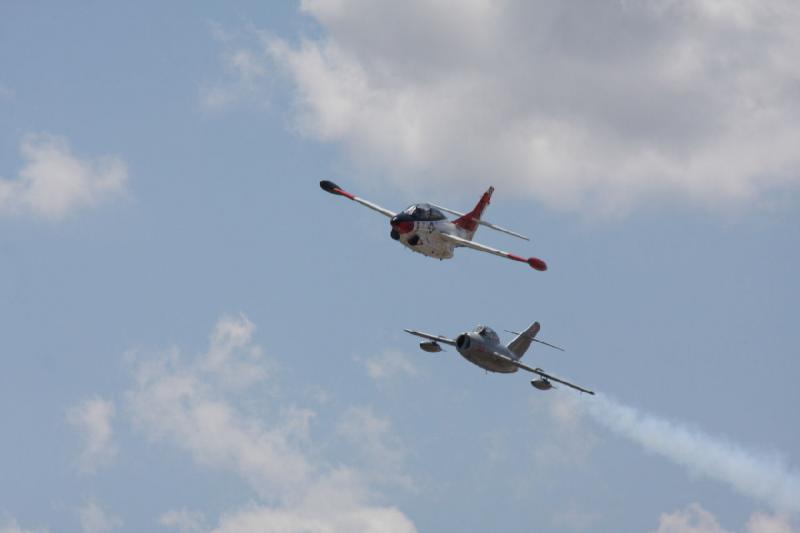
[[319, 181, 548, 271]]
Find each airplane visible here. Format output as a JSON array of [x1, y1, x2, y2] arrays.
[[404, 322, 594, 394], [319, 180, 548, 271]]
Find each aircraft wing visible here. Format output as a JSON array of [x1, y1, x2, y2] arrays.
[[440, 233, 547, 271], [495, 352, 594, 394], [320, 180, 395, 218], [429, 203, 530, 241], [403, 329, 457, 346]]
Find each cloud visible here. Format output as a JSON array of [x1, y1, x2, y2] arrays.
[[77, 499, 122, 533], [265, 0, 800, 215], [654, 503, 734, 533], [0, 518, 45, 533], [201, 313, 267, 389], [66, 397, 117, 473], [337, 406, 412, 489], [209, 469, 416, 533], [746, 513, 796, 533], [127, 347, 311, 499], [653, 503, 795, 533], [531, 394, 597, 467], [586, 394, 800, 513], [129, 314, 417, 532], [745, 512, 796, 533], [200, 24, 270, 111], [360, 350, 419, 381], [0, 134, 128, 219], [158, 510, 206, 533]]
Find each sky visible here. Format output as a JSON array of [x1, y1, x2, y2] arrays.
[[1, 1, 799, 532]]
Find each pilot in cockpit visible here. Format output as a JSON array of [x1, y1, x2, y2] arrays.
[[475, 325, 499, 343]]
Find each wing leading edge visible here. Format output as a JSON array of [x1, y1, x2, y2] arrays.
[[440, 232, 547, 271], [403, 329, 457, 346], [495, 351, 594, 394], [320, 180, 396, 218]]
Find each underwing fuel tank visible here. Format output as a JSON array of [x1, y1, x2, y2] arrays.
[[419, 341, 442, 353], [531, 379, 553, 391]]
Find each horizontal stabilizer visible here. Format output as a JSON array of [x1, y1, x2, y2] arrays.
[[504, 330, 564, 352]]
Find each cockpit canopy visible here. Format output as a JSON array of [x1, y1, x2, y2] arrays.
[[474, 325, 500, 344], [400, 203, 447, 222]]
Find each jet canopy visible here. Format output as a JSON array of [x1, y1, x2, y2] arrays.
[[400, 203, 447, 222], [474, 325, 500, 344]]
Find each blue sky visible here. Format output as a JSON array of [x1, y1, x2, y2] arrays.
[[1, 2, 799, 532]]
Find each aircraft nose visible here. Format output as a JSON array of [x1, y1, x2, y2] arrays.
[[390, 215, 414, 235]]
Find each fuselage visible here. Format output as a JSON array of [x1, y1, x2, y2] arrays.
[[389, 204, 468, 259], [454, 326, 518, 373]]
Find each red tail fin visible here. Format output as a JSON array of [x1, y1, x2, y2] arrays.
[[454, 186, 494, 236]]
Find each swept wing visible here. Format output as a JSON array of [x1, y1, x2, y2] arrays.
[[495, 351, 594, 394], [440, 232, 547, 271], [320, 180, 396, 218], [403, 329, 457, 346]]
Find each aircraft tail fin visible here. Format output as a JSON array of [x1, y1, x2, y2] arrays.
[[453, 186, 493, 239], [506, 321, 541, 360]]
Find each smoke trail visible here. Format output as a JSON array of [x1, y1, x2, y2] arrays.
[[585, 394, 800, 513]]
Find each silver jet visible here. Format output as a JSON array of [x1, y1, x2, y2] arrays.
[[405, 322, 594, 394]]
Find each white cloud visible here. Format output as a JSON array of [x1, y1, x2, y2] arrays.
[[201, 313, 267, 389], [0, 518, 45, 533], [532, 394, 597, 467], [77, 499, 122, 533], [158, 472, 418, 533], [361, 350, 419, 381], [66, 397, 117, 473], [210, 469, 416, 533], [337, 406, 411, 489], [587, 394, 800, 513], [745, 512, 796, 533], [0, 134, 128, 219], [159, 509, 206, 533], [130, 314, 417, 533], [201, 24, 270, 111], [654, 503, 733, 533], [127, 348, 311, 499], [653, 504, 796, 533], [264, 0, 800, 215]]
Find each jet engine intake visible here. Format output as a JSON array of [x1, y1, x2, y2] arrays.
[[456, 334, 470, 349]]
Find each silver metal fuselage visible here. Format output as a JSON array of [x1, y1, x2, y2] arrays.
[[455, 330, 518, 374]]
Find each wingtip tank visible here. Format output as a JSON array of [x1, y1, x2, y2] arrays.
[[320, 180, 341, 194], [528, 257, 547, 271]]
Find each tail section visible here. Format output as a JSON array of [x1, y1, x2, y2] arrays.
[[506, 322, 541, 360], [453, 186, 494, 239]]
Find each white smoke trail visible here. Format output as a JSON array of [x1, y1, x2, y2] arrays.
[[585, 394, 800, 513]]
